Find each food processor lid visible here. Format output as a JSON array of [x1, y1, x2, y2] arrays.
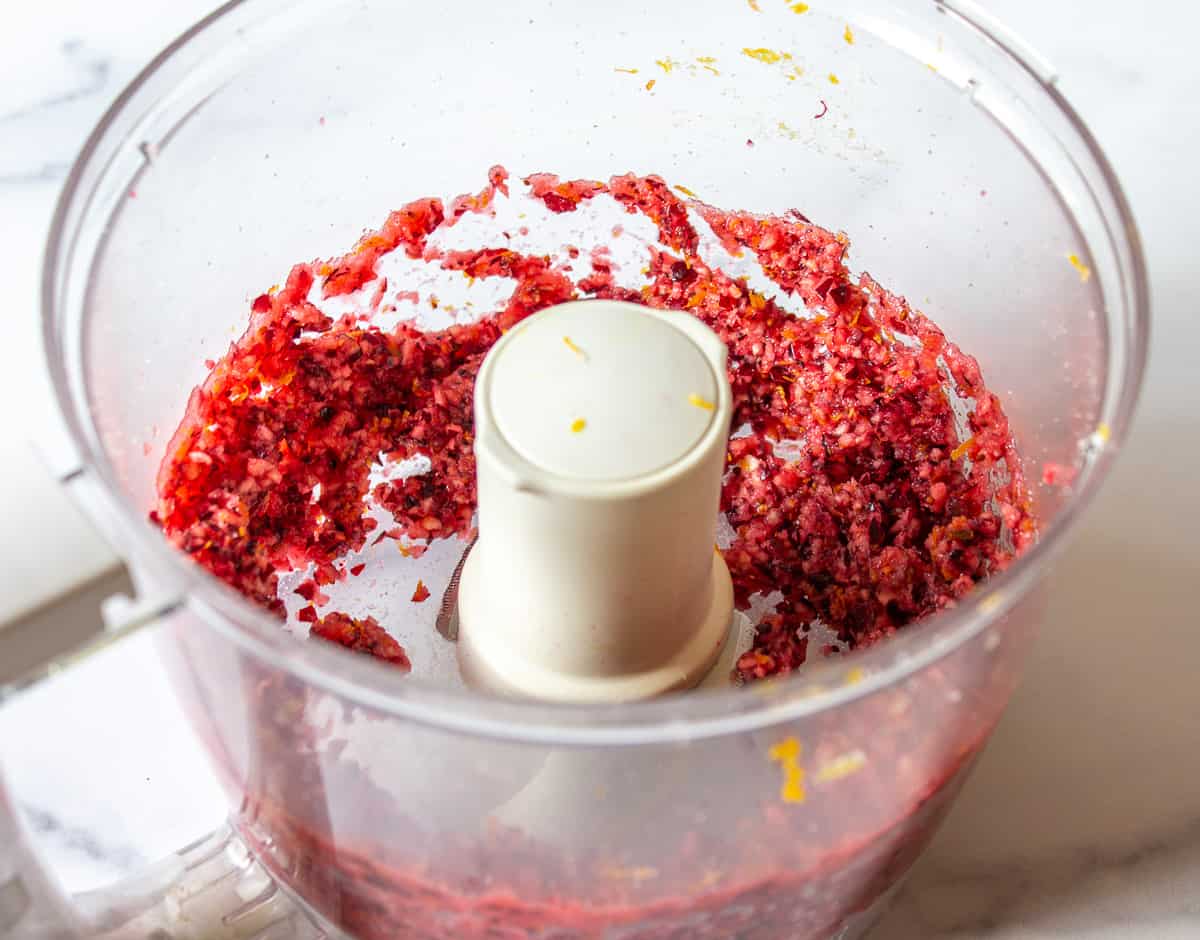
[[34, 0, 1150, 746]]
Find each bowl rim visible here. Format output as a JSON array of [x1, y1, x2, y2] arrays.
[[40, 0, 1150, 747]]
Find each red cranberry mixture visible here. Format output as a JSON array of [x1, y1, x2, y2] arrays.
[[308, 612, 412, 672], [154, 169, 1032, 678]]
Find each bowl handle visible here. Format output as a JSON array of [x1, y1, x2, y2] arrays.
[[1, 781, 329, 940], [0, 603, 330, 939], [0, 776, 79, 938]]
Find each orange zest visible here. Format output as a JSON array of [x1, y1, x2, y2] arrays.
[[950, 437, 974, 461], [768, 737, 806, 804], [563, 335, 586, 358], [742, 48, 791, 64]]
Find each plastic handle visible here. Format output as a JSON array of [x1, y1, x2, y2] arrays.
[[0, 776, 79, 938], [78, 823, 330, 940], [0, 596, 330, 939], [1, 788, 329, 940]]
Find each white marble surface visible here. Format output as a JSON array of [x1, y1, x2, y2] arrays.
[[1, 1, 1198, 938], [0, 2, 216, 624]]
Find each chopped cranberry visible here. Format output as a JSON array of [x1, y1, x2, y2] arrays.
[[309, 612, 411, 671], [155, 167, 1036, 940], [154, 169, 1032, 681]]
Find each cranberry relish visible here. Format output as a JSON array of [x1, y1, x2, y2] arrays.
[[154, 168, 1032, 680]]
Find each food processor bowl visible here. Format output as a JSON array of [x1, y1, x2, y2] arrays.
[[23, 0, 1146, 937]]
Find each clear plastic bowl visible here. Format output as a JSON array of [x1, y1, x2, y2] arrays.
[[41, 0, 1147, 937]]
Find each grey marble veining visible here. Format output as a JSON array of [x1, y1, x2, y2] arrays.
[[0, 40, 109, 184], [883, 820, 1200, 938]]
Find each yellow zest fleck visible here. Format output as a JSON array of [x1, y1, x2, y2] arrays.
[[675, 184, 698, 198], [926, 62, 939, 73], [614, 67, 639, 74], [645, 78, 657, 91], [785, 65, 804, 81], [950, 436, 975, 461], [743, 47, 791, 64], [267, 283, 280, 295], [1068, 253, 1092, 282], [815, 749, 867, 783], [689, 393, 716, 411], [767, 736, 806, 804], [789, 1, 810, 12], [844, 666, 865, 685], [571, 418, 587, 433], [317, 264, 333, 277], [397, 543, 412, 557], [656, 57, 678, 73], [563, 335, 586, 358], [828, 72, 840, 84], [777, 120, 799, 140], [697, 56, 721, 75], [602, 866, 660, 883], [1095, 422, 1111, 443], [748, 0, 761, 9], [844, 25, 855, 44]]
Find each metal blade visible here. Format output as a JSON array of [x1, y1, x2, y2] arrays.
[[435, 535, 476, 643]]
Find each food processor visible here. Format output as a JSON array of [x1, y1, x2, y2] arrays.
[[2, 0, 1147, 938]]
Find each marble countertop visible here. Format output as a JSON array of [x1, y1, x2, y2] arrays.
[[2, 1, 1198, 937]]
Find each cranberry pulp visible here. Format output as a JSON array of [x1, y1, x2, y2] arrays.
[[154, 168, 1031, 680], [155, 168, 1034, 940]]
